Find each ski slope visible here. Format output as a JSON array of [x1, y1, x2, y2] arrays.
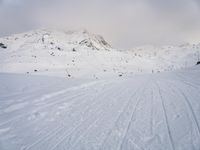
[[0, 66, 200, 150]]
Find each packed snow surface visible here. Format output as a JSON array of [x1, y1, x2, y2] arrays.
[[0, 66, 200, 150]]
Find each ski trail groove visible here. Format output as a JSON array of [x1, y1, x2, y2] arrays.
[[119, 80, 150, 150], [98, 79, 150, 150], [149, 87, 154, 136], [98, 88, 140, 150], [24, 82, 120, 150], [49, 85, 127, 150], [166, 81, 200, 137], [0, 92, 86, 126], [155, 81, 175, 150]]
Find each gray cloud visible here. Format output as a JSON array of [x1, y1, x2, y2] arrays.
[[0, 0, 200, 49]]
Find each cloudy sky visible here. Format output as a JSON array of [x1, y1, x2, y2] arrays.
[[0, 0, 200, 49]]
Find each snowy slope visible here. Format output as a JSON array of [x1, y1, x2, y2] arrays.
[[0, 66, 200, 150], [1, 29, 200, 150], [0, 29, 200, 79], [130, 44, 200, 72]]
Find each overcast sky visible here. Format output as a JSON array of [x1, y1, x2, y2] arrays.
[[0, 0, 200, 49]]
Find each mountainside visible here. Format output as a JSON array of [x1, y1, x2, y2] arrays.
[[131, 44, 200, 71], [0, 29, 200, 79], [0, 29, 112, 51]]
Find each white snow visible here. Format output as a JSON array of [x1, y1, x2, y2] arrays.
[[0, 29, 200, 79], [0, 29, 200, 150], [0, 66, 200, 150]]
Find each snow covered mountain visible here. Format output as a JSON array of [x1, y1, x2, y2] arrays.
[[0, 28, 200, 79], [0, 29, 112, 51]]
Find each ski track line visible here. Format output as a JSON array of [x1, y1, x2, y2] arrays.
[[178, 71, 200, 82], [0, 92, 86, 126], [98, 82, 146, 150], [23, 94, 104, 150], [48, 84, 128, 150], [119, 80, 150, 150], [130, 81, 155, 150], [165, 80, 200, 137], [178, 72, 200, 87], [39, 83, 124, 150], [155, 80, 175, 150], [0, 92, 90, 147], [68, 86, 134, 150], [10, 88, 100, 135], [0, 80, 109, 125], [0, 80, 109, 124], [149, 85, 154, 136], [0, 80, 106, 102], [0, 88, 88, 116], [161, 74, 200, 98], [21, 82, 109, 141], [0, 93, 37, 102], [23, 82, 120, 150], [174, 73, 200, 89], [136, 82, 157, 150], [167, 73, 200, 96], [0, 80, 79, 99], [0, 83, 68, 101], [177, 72, 200, 85], [0, 80, 90, 105], [48, 114, 102, 150], [17, 82, 108, 148], [0, 85, 53, 101], [1, 89, 87, 119]]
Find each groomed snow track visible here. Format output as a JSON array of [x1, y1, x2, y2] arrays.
[[0, 67, 200, 150]]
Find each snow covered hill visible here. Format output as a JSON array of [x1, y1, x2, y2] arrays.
[[130, 44, 200, 72], [0, 29, 200, 79], [0, 66, 200, 150]]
